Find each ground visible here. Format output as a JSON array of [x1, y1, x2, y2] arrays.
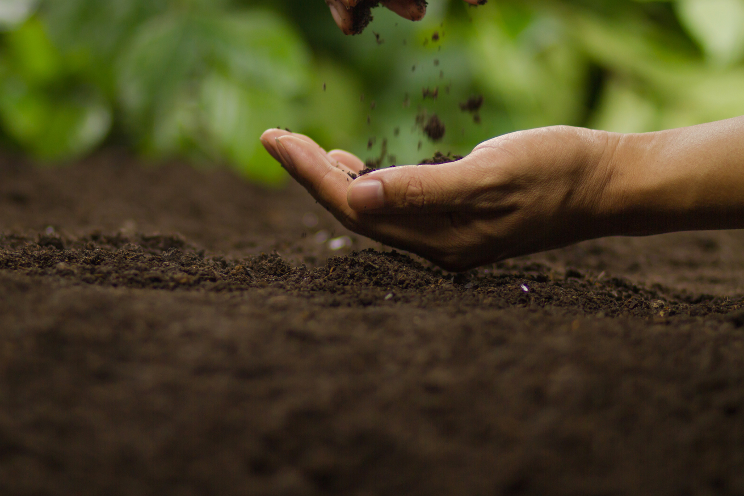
[[1, 152, 744, 496]]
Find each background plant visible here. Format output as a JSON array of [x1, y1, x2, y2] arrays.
[[0, 0, 743, 185]]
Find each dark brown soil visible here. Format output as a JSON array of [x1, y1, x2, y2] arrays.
[[350, 0, 380, 35], [422, 114, 445, 142], [422, 87, 439, 100], [2, 151, 744, 495], [418, 151, 464, 165], [459, 94, 484, 113]]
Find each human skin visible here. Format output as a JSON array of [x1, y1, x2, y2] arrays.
[[325, 0, 485, 34], [260, 117, 744, 271]]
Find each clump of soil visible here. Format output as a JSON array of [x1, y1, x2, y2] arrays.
[[460, 94, 483, 123], [423, 114, 445, 141], [422, 87, 439, 100], [418, 151, 464, 165], [349, 0, 380, 35], [459, 94, 484, 113], [350, 0, 428, 34]]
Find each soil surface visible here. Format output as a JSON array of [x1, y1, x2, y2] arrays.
[[2, 152, 744, 495]]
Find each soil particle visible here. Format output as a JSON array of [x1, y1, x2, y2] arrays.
[[423, 114, 445, 141], [418, 152, 464, 165], [432, 31, 440, 42], [422, 87, 439, 100], [364, 138, 387, 170], [459, 94, 484, 113], [373, 31, 384, 44]]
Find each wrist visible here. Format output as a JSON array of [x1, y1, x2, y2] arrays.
[[595, 130, 692, 237], [598, 120, 744, 236]]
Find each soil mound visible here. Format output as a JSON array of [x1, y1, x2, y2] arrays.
[[2, 153, 744, 495]]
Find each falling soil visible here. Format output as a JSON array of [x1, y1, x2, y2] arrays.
[[459, 94, 484, 113], [423, 114, 446, 141], [416, 110, 447, 142], [2, 152, 744, 495], [422, 86, 439, 100], [364, 138, 388, 170], [350, 0, 427, 35]]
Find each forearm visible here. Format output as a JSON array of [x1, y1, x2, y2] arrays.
[[605, 117, 744, 236]]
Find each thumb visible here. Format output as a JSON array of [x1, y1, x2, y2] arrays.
[[346, 155, 484, 213]]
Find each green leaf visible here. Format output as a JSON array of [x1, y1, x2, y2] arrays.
[[470, 5, 586, 129], [117, 8, 310, 184], [4, 17, 61, 84], [0, 17, 112, 160], [0, 75, 112, 160]]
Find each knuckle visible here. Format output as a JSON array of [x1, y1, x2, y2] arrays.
[[402, 175, 428, 208]]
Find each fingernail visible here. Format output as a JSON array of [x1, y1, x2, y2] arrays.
[[274, 137, 296, 173], [327, 2, 344, 29], [348, 179, 384, 210]]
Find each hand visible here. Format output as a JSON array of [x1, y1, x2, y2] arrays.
[[326, 0, 487, 35], [260, 126, 621, 271]]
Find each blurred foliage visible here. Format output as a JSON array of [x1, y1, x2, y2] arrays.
[[1, 0, 744, 184]]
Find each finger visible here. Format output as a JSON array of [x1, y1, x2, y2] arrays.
[[261, 129, 328, 163], [328, 150, 365, 173], [272, 135, 358, 220], [261, 130, 361, 180], [346, 149, 502, 214], [326, 0, 356, 35], [382, 0, 427, 21]]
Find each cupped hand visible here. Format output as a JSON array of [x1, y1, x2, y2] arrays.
[[260, 126, 621, 271], [326, 0, 486, 35]]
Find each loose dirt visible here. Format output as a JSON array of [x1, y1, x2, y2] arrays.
[[2, 152, 744, 495], [415, 112, 446, 142], [459, 94, 484, 113], [418, 151, 464, 164]]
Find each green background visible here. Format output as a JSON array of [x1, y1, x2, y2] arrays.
[[1, 0, 743, 185]]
